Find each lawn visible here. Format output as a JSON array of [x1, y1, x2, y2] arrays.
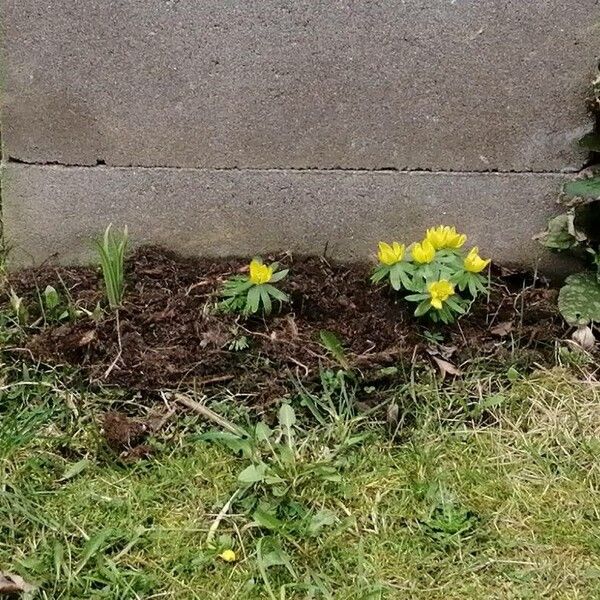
[[1, 239, 599, 599], [2, 355, 599, 599]]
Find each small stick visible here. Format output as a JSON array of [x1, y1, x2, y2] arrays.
[[150, 406, 177, 433], [288, 356, 309, 377], [169, 392, 245, 436], [206, 489, 240, 545], [194, 374, 235, 386], [103, 309, 122, 379]]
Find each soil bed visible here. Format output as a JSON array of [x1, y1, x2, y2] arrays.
[[8, 246, 564, 400]]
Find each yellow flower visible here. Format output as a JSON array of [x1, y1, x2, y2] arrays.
[[464, 247, 491, 273], [425, 226, 467, 250], [427, 280, 455, 310], [377, 241, 405, 266], [249, 259, 273, 285], [411, 239, 436, 264], [218, 549, 237, 562]]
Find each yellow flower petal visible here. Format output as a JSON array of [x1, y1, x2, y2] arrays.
[[425, 226, 466, 250], [464, 247, 491, 273], [425, 226, 448, 250], [411, 239, 436, 264], [430, 298, 443, 310], [249, 259, 273, 284], [427, 279, 455, 309], [219, 549, 237, 562], [447, 232, 467, 249], [377, 241, 405, 265]]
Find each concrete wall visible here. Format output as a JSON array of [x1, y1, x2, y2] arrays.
[[1, 1, 598, 267]]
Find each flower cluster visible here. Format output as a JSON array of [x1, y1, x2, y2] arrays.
[[372, 226, 491, 323]]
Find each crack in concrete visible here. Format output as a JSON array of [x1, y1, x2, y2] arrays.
[[4, 155, 581, 175]]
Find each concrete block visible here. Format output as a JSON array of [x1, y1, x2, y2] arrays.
[[2, 163, 564, 269], [1, 0, 597, 171]]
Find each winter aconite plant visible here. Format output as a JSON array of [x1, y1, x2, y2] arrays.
[[220, 258, 289, 315], [96, 224, 128, 310], [372, 226, 491, 323]]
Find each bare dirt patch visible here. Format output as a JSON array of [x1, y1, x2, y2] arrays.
[[9, 246, 564, 399]]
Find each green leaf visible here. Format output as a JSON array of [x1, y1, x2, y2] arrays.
[[259, 285, 272, 315], [389, 265, 402, 290], [319, 330, 349, 369], [307, 509, 336, 536], [256, 537, 296, 600], [404, 293, 429, 302], [254, 422, 272, 442], [468, 278, 478, 298], [95, 224, 128, 310], [278, 404, 296, 448], [269, 269, 289, 283], [507, 366, 520, 382], [43, 285, 60, 312], [471, 393, 506, 417], [579, 132, 600, 152], [264, 474, 286, 485], [259, 547, 289, 569], [564, 176, 600, 199], [59, 458, 91, 481], [262, 284, 288, 303], [253, 508, 283, 531], [445, 297, 466, 313], [558, 272, 600, 325], [536, 214, 577, 250], [278, 403, 296, 429], [277, 443, 296, 466], [53, 540, 65, 580], [370, 265, 390, 283], [398, 266, 415, 290], [238, 463, 267, 484], [74, 528, 113, 575], [414, 300, 431, 317], [201, 431, 252, 456], [245, 285, 261, 314], [312, 465, 342, 482], [9, 289, 28, 325]]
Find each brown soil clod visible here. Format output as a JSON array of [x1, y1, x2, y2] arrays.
[[102, 411, 149, 452]]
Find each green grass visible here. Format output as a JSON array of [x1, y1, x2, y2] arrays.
[[1, 359, 599, 599]]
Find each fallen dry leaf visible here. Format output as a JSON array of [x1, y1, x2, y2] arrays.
[[571, 325, 596, 350], [387, 402, 399, 427], [78, 330, 97, 346], [0, 572, 35, 595], [431, 355, 462, 379], [491, 321, 513, 337], [426, 343, 457, 359]]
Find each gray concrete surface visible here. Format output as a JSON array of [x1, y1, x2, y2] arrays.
[[1, 0, 597, 171], [1, 1, 598, 268], [2, 163, 564, 268]]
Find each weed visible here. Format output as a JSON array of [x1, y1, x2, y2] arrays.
[[8, 289, 28, 326], [95, 224, 128, 310], [226, 325, 250, 352], [0, 354, 599, 598], [318, 330, 350, 370]]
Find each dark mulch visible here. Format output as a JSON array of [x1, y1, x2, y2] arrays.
[[7, 246, 564, 400]]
